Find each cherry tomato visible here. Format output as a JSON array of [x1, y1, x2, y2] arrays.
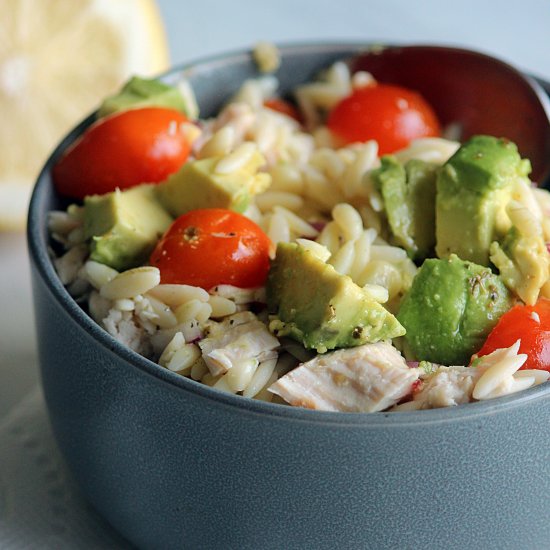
[[150, 208, 272, 291], [327, 84, 441, 155], [53, 107, 191, 199], [476, 299, 550, 371], [264, 98, 302, 122]]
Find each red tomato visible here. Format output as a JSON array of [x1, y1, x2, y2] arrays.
[[53, 107, 191, 199], [476, 299, 550, 371], [264, 98, 302, 122], [150, 208, 272, 291], [327, 84, 441, 155]]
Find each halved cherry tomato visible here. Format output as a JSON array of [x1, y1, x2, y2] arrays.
[[476, 299, 550, 371], [327, 84, 441, 155], [150, 208, 272, 291], [53, 107, 191, 199], [264, 98, 302, 123]]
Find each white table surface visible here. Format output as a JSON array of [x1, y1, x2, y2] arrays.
[[1, 0, 549, 547]]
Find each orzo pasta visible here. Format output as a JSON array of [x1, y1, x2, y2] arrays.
[[48, 48, 550, 413]]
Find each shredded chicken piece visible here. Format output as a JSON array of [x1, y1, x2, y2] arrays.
[[405, 366, 481, 410], [102, 309, 152, 357], [269, 342, 418, 412], [394, 341, 547, 411], [199, 316, 279, 377]]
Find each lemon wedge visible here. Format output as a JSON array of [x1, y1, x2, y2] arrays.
[[0, 0, 170, 231]]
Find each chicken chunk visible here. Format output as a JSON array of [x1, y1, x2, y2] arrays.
[[398, 340, 542, 410], [405, 365, 481, 409], [268, 342, 418, 412], [199, 315, 279, 377]]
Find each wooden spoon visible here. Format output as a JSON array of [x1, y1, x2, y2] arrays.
[[349, 45, 550, 185]]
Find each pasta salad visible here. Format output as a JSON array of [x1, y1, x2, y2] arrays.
[[48, 48, 550, 412]]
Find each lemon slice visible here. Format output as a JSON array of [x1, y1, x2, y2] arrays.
[[0, 0, 170, 231]]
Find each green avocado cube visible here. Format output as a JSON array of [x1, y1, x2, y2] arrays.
[[84, 185, 173, 271], [435, 135, 531, 266], [372, 156, 438, 260], [490, 226, 549, 305], [397, 254, 513, 365], [267, 242, 405, 353], [98, 76, 189, 117]]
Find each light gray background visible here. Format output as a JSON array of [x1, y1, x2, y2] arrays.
[[2, 0, 550, 414], [159, 0, 550, 79]]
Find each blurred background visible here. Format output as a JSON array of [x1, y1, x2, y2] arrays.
[[162, 0, 550, 79], [0, 0, 549, 546]]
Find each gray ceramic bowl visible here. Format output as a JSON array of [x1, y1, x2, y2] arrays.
[[28, 43, 550, 550]]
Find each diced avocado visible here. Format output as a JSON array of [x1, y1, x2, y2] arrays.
[[98, 76, 188, 117], [266, 242, 405, 353], [406, 159, 439, 255], [372, 156, 438, 259], [397, 254, 513, 365], [490, 226, 549, 305], [84, 185, 173, 271], [372, 157, 413, 250], [155, 150, 270, 217], [435, 135, 531, 266]]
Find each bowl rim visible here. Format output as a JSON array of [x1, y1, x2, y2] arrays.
[[27, 41, 550, 428]]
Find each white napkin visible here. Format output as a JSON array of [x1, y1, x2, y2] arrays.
[[0, 387, 133, 549]]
